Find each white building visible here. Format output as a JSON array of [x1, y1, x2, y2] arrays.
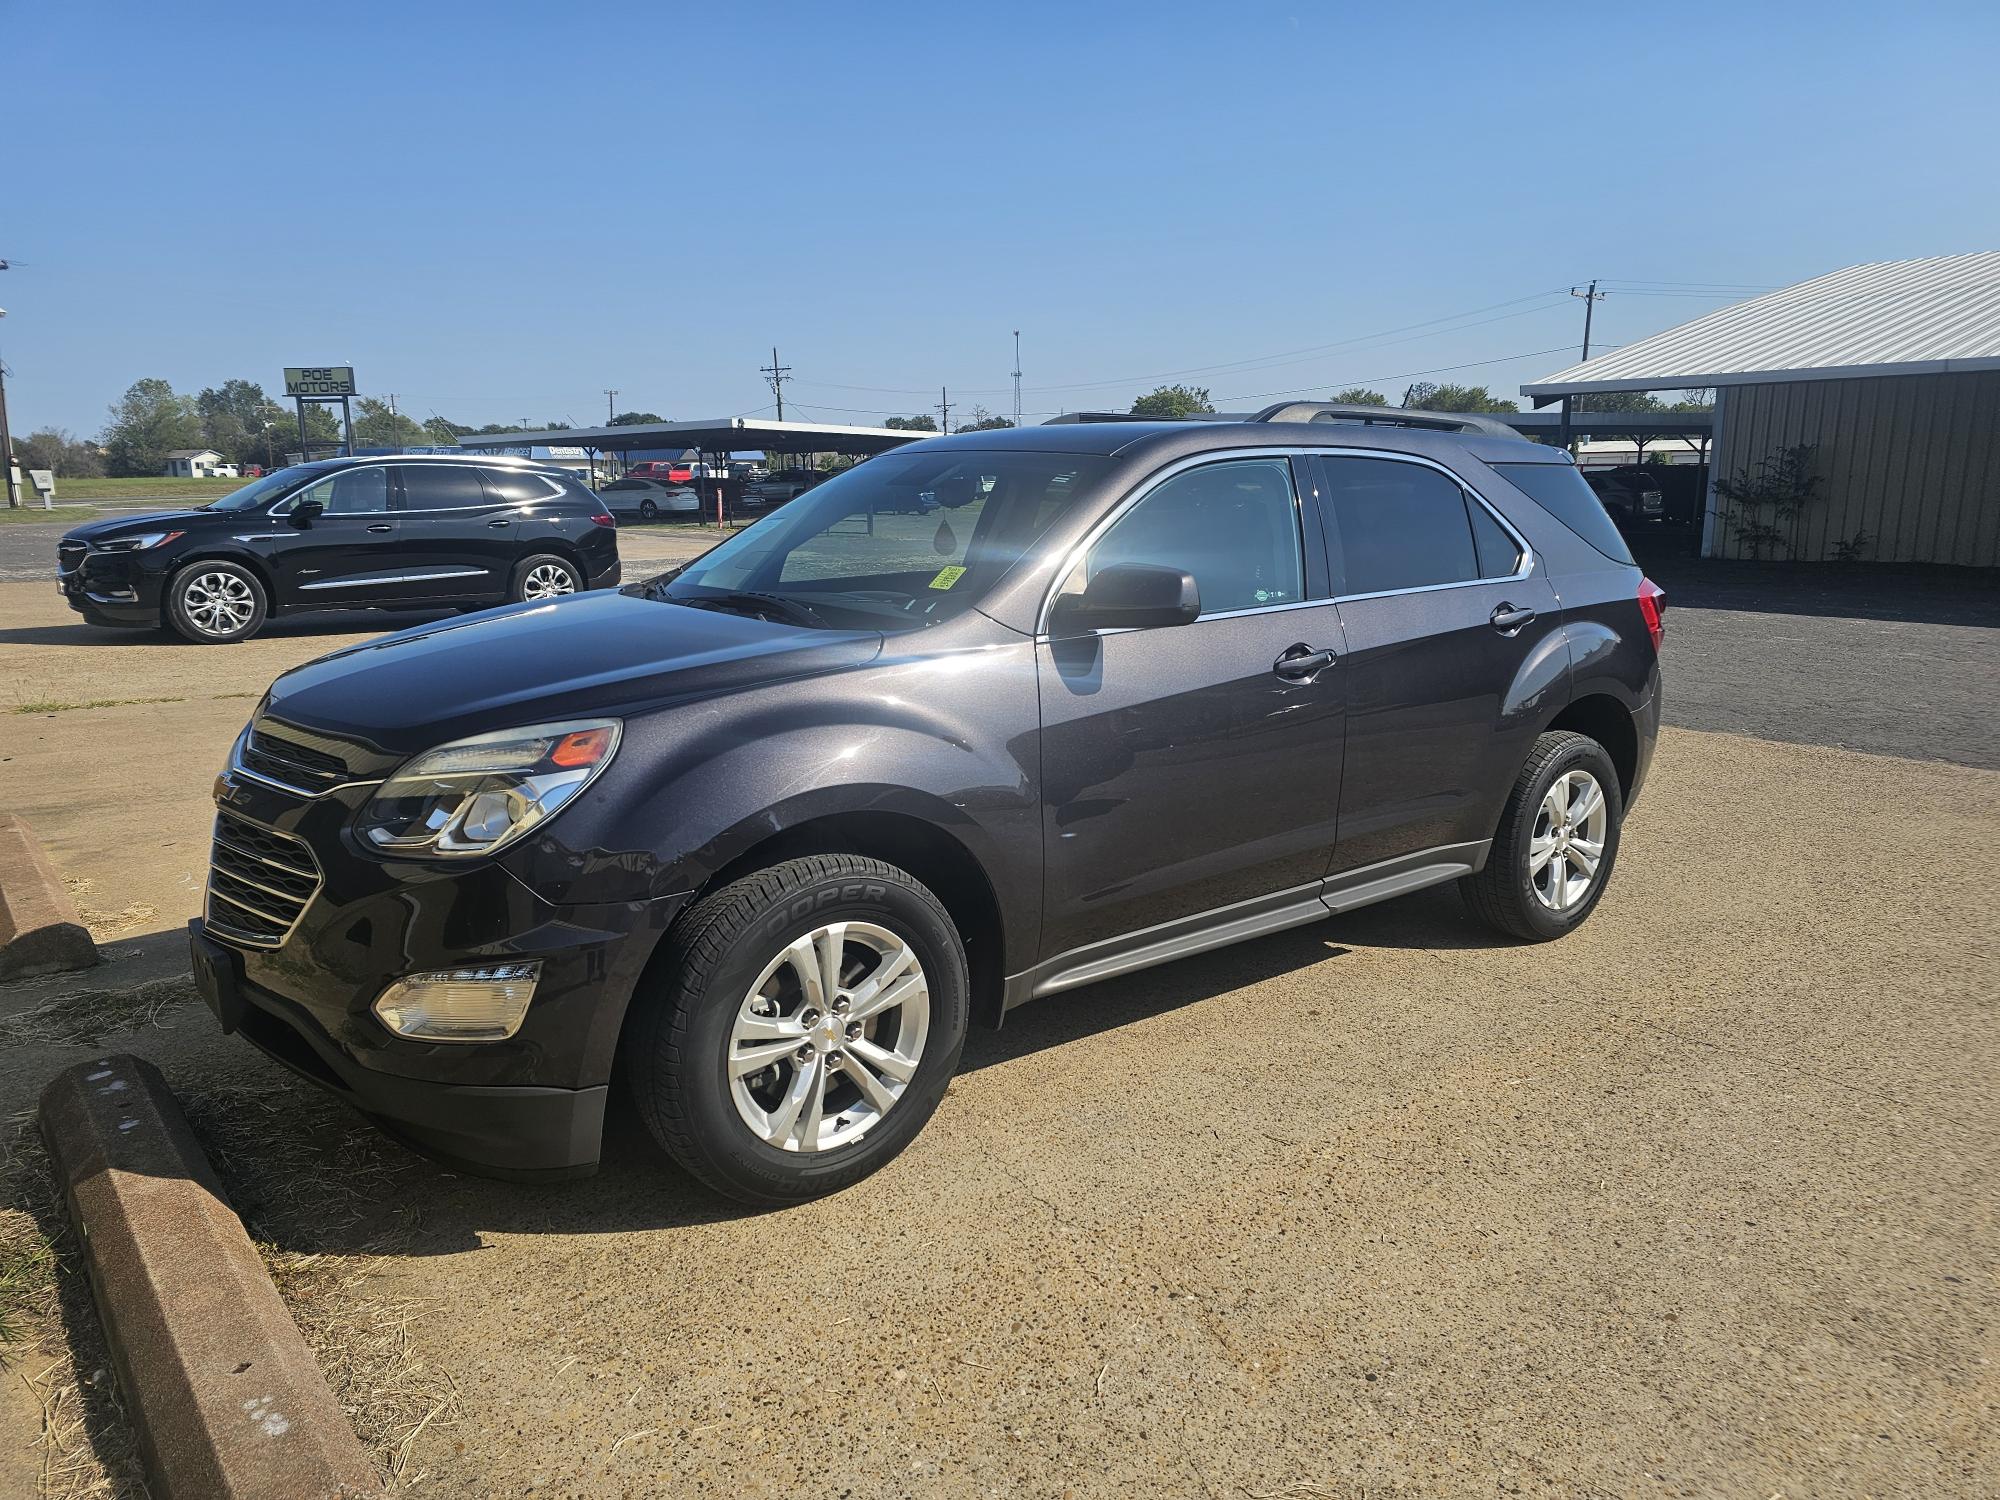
[[163, 448, 235, 479]]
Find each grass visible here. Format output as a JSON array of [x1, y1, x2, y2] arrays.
[[14, 696, 186, 716], [0, 976, 196, 1048], [0, 505, 98, 524], [36, 476, 253, 502]]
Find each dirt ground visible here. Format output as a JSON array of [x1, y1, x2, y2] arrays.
[[1, 530, 1996, 1497]]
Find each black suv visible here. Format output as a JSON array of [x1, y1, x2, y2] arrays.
[[189, 408, 1664, 1205], [58, 454, 620, 643]]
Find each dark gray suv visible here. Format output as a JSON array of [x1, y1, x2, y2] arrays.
[[190, 407, 1664, 1205]]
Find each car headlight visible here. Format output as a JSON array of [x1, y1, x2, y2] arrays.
[[94, 530, 185, 553], [357, 719, 620, 858]]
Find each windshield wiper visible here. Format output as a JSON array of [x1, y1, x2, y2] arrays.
[[677, 590, 831, 628]]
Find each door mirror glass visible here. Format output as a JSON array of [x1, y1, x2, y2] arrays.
[[288, 496, 324, 527], [1050, 563, 1200, 635]]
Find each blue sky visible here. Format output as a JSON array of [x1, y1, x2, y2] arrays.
[[7, 1, 1999, 436]]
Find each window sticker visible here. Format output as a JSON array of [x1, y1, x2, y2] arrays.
[[928, 565, 967, 590]]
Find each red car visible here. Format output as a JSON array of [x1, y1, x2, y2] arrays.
[[624, 460, 689, 482]]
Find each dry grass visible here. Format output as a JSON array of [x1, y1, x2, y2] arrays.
[[0, 1117, 146, 1499], [177, 1075, 462, 1484], [0, 978, 194, 1049]]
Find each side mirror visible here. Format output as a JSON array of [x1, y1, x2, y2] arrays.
[[1050, 563, 1200, 636], [288, 497, 324, 528]]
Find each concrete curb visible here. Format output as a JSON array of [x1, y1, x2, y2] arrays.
[[0, 813, 99, 979], [39, 1055, 379, 1498]]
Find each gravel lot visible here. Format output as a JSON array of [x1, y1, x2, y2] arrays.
[[1, 526, 1994, 1497]]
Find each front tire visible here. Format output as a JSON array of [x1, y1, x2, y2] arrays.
[[510, 553, 581, 603], [629, 855, 970, 1206], [1462, 731, 1624, 942], [165, 560, 267, 643]]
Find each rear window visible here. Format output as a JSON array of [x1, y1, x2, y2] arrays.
[[1491, 462, 1635, 564]]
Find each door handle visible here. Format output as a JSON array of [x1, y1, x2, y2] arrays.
[[366, 523, 394, 534], [1273, 643, 1337, 681], [1489, 603, 1536, 634], [487, 518, 511, 528]]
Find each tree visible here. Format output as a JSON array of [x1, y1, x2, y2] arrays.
[[1576, 391, 1663, 413], [883, 415, 938, 431], [15, 427, 104, 478], [423, 417, 471, 445], [101, 378, 204, 476], [1329, 387, 1388, 406], [195, 379, 287, 468], [1129, 384, 1213, 418], [351, 397, 429, 450], [607, 411, 664, 426], [1401, 381, 1518, 414], [955, 406, 1013, 433]]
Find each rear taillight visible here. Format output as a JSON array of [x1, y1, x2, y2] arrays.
[[1637, 577, 1666, 652], [590, 511, 616, 528]]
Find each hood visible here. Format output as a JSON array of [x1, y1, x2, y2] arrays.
[[65, 508, 215, 543], [261, 590, 883, 759]]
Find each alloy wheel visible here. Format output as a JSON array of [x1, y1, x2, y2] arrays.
[[182, 571, 256, 636], [727, 921, 931, 1153], [1529, 769, 1608, 911], [522, 563, 576, 600]]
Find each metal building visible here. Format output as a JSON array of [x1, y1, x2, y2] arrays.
[[1524, 253, 2000, 566]]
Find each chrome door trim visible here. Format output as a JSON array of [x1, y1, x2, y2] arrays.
[[296, 568, 488, 591]]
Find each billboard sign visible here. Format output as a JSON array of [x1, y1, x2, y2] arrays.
[[284, 366, 357, 397]]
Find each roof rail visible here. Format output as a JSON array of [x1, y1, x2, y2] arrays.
[[1248, 401, 1521, 439]]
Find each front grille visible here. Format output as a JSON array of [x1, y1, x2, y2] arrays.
[[206, 813, 322, 949], [57, 541, 87, 574], [241, 727, 349, 792]]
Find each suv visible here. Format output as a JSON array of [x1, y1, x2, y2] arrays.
[[744, 467, 826, 506], [189, 409, 1663, 1205], [58, 455, 620, 643], [1583, 465, 1666, 527]]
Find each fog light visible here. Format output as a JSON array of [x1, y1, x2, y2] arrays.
[[372, 962, 541, 1042]]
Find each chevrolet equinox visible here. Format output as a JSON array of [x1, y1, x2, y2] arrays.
[[191, 406, 1664, 1205]]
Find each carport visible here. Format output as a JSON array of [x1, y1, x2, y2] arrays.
[[454, 417, 927, 525]]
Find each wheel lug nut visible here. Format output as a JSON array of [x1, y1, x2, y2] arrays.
[[832, 997, 849, 1015], [795, 1044, 814, 1063], [799, 1008, 820, 1027], [846, 1023, 862, 1041]]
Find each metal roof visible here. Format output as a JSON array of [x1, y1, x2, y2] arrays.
[[450, 416, 927, 456], [1523, 252, 2000, 402]]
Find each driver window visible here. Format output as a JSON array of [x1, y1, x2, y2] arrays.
[[1075, 458, 1302, 617], [289, 467, 390, 516]]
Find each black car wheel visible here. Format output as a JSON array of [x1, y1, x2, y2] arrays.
[[629, 854, 970, 1206], [510, 554, 582, 603], [1462, 731, 1625, 941], [165, 560, 268, 643], [638, 498, 659, 520]]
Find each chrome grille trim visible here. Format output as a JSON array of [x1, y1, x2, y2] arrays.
[[205, 813, 322, 950]]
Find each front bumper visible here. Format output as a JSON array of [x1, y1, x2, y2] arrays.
[[59, 553, 167, 625], [194, 760, 685, 1177]]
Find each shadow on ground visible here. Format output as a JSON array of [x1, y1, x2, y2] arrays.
[[153, 885, 1499, 1258]]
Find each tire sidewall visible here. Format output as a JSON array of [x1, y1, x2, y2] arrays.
[[676, 870, 969, 1199], [1504, 738, 1624, 939], [510, 553, 582, 602], [638, 499, 658, 520], [166, 560, 267, 643]]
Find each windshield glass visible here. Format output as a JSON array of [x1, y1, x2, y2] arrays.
[[658, 449, 1112, 630], [201, 466, 315, 511]]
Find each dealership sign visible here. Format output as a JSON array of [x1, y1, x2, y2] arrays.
[[284, 366, 357, 397]]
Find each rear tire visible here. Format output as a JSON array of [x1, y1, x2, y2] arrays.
[[628, 855, 969, 1206], [165, 560, 267, 643], [638, 498, 659, 520], [509, 553, 581, 603], [1462, 731, 1624, 942]]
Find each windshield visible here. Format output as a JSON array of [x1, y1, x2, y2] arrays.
[[658, 449, 1112, 630], [201, 466, 314, 511]]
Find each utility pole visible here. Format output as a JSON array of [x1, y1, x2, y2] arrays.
[[604, 389, 618, 423], [1558, 279, 1606, 451], [0, 268, 16, 507], [760, 347, 791, 421], [936, 386, 952, 434], [1011, 331, 1023, 429], [387, 393, 398, 416]]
